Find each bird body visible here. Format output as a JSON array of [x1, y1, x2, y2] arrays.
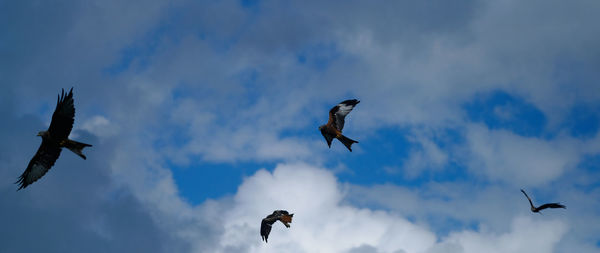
[[319, 99, 359, 151], [260, 210, 293, 243], [16, 88, 92, 190], [520, 189, 566, 213]]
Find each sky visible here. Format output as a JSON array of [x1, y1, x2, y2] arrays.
[[1, 0, 599, 252]]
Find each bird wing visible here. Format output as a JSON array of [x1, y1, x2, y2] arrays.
[[47, 88, 75, 140], [330, 99, 359, 131], [260, 217, 274, 243], [537, 203, 566, 210], [321, 130, 335, 147], [16, 140, 62, 190], [520, 189, 535, 209]]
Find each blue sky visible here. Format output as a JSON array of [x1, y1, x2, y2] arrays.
[[1, 0, 600, 252]]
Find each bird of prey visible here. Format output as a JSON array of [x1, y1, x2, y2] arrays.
[[520, 189, 566, 213], [16, 88, 92, 190], [319, 99, 360, 152], [260, 210, 294, 243]]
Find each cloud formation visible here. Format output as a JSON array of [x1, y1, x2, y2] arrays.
[[1, 0, 599, 252]]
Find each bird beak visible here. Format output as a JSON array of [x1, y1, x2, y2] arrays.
[[36, 133, 41, 136]]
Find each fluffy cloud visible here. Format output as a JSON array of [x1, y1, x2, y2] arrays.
[[197, 163, 569, 253], [216, 163, 436, 253], [429, 216, 567, 253]]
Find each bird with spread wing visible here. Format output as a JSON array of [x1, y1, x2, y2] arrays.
[[260, 210, 294, 243], [16, 88, 92, 190], [319, 99, 360, 152], [520, 189, 566, 213]]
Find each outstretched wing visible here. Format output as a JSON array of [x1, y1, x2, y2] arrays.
[[48, 88, 75, 140], [537, 203, 566, 211], [260, 218, 273, 243], [16, 140, 62, 190], [329, 99, 359, 131], [520, 189, 535, 209]]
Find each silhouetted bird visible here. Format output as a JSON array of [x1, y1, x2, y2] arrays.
[[260, 210, 293, 243], [520, 189, 566, 213], [319, 99, 359, 151], [16, 88, 92, 190]]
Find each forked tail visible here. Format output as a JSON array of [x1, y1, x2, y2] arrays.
[[337, 135, 358, 152], [63, 139, 92, 160]]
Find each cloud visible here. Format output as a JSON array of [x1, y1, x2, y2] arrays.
[[2, 0, 600, 252], [207, 163, 436, 252], [463, 124, 581, 186], [79, 115, 120, 138], [193, 163, 570, 253], [429, 216, 567, 253], [0, 100, 189, 253], [401, 130, 450, 178]]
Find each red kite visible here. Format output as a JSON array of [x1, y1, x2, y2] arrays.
[[16, 88, 92, 190], [261, 210, 293, 243], [520, 189, 566, 213], [319, 99, 359, 151]]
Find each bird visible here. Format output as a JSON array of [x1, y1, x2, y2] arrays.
[[319, 99, 359, 152], [520, 189, 566, 213], [260, 210, 294, 243], [16, 88, 92, 190]]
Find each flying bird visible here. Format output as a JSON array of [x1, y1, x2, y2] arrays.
[[520, 189, 566, 213], [319, 99, 359, 151], [16, 88, 92, 190], [260, 210, 294, 243]]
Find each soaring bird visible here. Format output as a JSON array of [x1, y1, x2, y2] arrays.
[[319, 99, 359, 152], [16, 88, 92, 190], [520, 189, 566, 213], [260, 210, 294, 243]]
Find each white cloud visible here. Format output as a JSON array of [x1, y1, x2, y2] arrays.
[[429, 216, 567, 253], [80, 115, 120, 138], [464, 124, 581, 186], [170, 163, 569, 253], [402, 131, 450, 178], [210, 163, 437, 253]]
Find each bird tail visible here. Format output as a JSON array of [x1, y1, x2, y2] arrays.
[[337, 135, 358, 152], [62, 139, 92, 160]]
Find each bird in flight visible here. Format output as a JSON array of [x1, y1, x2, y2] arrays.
[[520, 189, 566, 213], [260, 210, 294, 243], [319, 99, 360, 151], [16, 88, 92, 190]]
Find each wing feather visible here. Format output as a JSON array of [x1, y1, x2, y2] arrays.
[[48, 88, 75, 140], [520, 189, 535, 209], [260, 218, 273, 243], [331, 99, 359, 131], [327, 106, 338, 128], [16, 140, 62, 190], [538, 203, 566, 210]]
